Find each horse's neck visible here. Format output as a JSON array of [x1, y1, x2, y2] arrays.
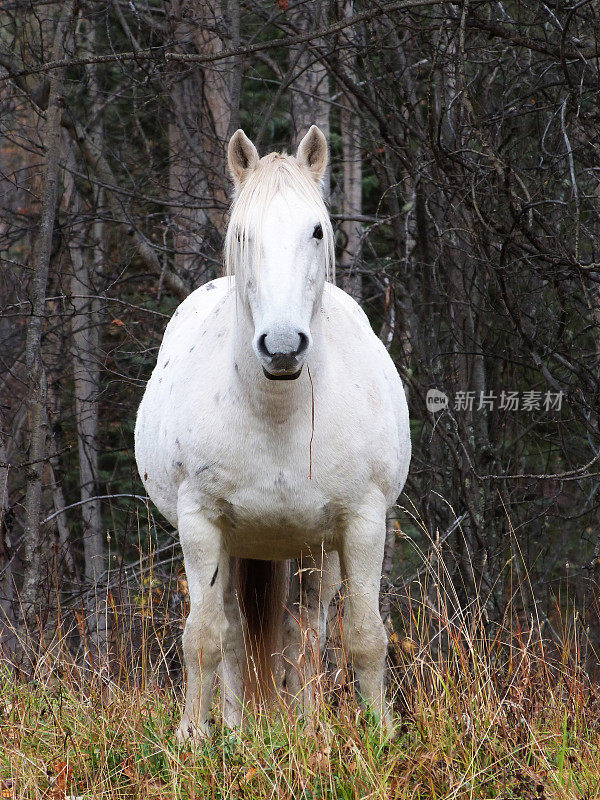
[[231, 297, 323, 417]]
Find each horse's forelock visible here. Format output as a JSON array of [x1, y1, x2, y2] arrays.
[[224, 153, 335, 284]]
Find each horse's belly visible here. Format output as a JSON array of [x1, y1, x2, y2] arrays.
[[217, 493, 339, 560]]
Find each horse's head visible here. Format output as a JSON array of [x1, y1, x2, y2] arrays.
[[225, 126, 334, 380]]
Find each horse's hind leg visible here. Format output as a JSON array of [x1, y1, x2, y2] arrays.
[[176, 493, 228, 742], [339, 490, 390, 725], [283, 550, 340, 712]]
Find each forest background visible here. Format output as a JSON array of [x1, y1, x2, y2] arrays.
[[1, 0, 599, 681]]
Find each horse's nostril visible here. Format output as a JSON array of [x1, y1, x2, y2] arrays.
[[296, 332, 309, 357], [257, 333, 271, 357]]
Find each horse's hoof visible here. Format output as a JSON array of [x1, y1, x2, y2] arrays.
[[176, 718, 209, 744]]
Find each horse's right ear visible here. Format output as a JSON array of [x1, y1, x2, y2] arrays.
[[296, 125, 328, 184], [228, 130, 259, 188]]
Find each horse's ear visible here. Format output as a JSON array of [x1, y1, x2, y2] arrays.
[[296, 125, 328, 184], [228, 130, 259, 188]]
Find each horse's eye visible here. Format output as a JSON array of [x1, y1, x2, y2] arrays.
[[313, 224, 323, 240]]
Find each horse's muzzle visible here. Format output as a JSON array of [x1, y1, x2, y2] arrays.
[[262, 367, 303, 381]]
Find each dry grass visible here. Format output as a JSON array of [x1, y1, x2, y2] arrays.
[[1, 542, 600, 799]]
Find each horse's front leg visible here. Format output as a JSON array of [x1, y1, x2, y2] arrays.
[[339, 489, 390, 726], [176, 492, 228, 742], [220, 557, 245, 728]]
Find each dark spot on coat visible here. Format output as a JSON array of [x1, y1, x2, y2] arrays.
[[144, 472, 148, 481], [234, 363, 239, 373], [175, 438, 181, 448], [189, 345, 195, 352], [218, 499, 237, 525], [195, 464, 209, 476], [173, 460, 183, 468], [214, 392, 220, 404], [174, 310, 179, 317], [163, 359, 170, 368], [158, 377, 162, 383], [320, 501, 338, 526], [210, 565, 218, 586], [274, 471, 285, 489], [206, 283, 215, 291]]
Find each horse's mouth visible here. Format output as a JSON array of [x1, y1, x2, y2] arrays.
[[262, 367, 303, 381]]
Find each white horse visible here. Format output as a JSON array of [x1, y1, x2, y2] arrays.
[[134, 126, 411, 740]]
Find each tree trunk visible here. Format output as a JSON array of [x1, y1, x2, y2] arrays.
[[63, 160, 108, 659], [69, 14, 108, 661], [337, 1, 363, 301], [0, 422, 15, 654], [289, 0, 330, 198], [168, 0, 236, 286], [168, 4, 209, 285], [339, 93, 362, 301], [437, 21, 491, 603], [20, 1, 75, 645]]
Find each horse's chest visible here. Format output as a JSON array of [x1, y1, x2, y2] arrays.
[[222, 462, 330, 522], [206, 463, 340, 559]]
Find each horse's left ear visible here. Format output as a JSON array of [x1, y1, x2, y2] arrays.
[[296, 125, 328, 184], [228, 129, 259, 189]]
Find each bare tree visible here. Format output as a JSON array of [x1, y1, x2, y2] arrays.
[[337, 0, 363, 301], [20, 1, 75, 643], [288, 0, 330, 197], [167, 0, 238, 286], [0, 421, 15, 650]]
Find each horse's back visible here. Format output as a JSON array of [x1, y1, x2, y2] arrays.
[[158, 276, 232, 352]]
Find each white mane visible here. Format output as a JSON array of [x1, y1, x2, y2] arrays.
[[224, 152, 335, 284]]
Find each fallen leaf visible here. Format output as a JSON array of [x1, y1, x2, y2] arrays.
[[111, 318, 124, 327], [50, 761, 71, 800], [0, 779, 15, 800]]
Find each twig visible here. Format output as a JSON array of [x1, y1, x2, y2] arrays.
[[42, 494, 149, 525], [0, 445, 71, 470]]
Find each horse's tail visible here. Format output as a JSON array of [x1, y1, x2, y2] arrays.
[[236, 558, 289, 703]]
